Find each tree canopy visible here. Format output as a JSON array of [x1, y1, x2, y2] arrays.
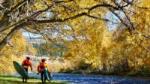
[[0, 0, 149, 74], [0, 0, 149, 47]]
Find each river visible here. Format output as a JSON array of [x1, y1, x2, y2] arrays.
[[26, 73, 150, 84]]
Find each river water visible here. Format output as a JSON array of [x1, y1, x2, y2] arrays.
[[26, 73, 150, 84]]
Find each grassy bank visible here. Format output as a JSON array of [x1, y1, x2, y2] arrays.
[[0, 76, 67, 84]]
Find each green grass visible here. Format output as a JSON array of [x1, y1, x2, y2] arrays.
[[0, 76, 67, 84]]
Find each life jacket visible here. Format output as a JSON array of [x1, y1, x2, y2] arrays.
[[37, 62, 48, 73], [22, 59, 32, 69]]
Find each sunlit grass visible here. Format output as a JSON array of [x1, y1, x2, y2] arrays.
[[0, 76, 67, 84]]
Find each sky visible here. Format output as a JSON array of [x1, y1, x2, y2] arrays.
[[22, 32, 42, 39], [105, 11, 125, 31]]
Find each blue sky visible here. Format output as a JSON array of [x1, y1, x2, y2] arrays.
[[22, 32, 42, 38], [105, 11, 125, 31]]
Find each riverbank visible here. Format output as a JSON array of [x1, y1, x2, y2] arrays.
[[1, 73, 150, 84], [0, 76, 67, 84]]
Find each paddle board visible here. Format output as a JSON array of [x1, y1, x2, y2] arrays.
[[44, 68, 52, 81], [13, 61, 28, 78]]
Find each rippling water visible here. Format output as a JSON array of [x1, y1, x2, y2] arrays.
[[51, 73, 150, 84]]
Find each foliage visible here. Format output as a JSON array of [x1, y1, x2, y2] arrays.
[[0, 0, 149, 76], [0, 31, 27, 74]]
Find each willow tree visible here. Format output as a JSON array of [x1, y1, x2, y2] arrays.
[[0, 0, 149, 73], [0, 0, 142, 48], [0, 31, 27, 74]]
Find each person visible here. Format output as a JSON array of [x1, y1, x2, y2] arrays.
[[22, 57, 32, 83], [37, 58, 49, 83]]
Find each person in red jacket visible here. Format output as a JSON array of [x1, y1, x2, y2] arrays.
[[22, 57, 32, 82], [37, 58, 48, 83]]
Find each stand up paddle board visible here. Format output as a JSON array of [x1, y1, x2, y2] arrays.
[[44, 68, 52, 81], [13, 61, 28, 78]]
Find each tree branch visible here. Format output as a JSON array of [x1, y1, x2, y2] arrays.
[[87, 2, 119, 12], [0, 23, 26, 51], [7, 0, 27, 14]]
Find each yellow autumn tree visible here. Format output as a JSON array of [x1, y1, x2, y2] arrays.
[[0, 31, 27, 74], [0, 0, 149, 75]]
